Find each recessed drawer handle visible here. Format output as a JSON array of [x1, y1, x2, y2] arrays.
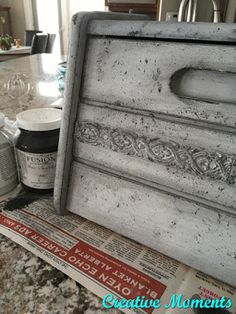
[[170, 68, 236, 105]]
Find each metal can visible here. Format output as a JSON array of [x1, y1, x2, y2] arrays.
[[0, 113, 18, 196]]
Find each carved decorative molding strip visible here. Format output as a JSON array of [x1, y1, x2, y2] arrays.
[[75, 122, 236, 185]]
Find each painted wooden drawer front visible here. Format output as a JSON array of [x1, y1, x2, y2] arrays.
[[54, 13, 236, 286], [82, 38, 236, 127], [66, 162, 236, 286], [74, 104, 236, 214]]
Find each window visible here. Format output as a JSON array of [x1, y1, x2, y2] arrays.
[[33, 0, 61, 55]]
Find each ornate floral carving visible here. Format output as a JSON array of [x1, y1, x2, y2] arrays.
[[75, 121, 236, 185]]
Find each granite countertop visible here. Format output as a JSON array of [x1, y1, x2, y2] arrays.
[[0, 54, 63, 120], [0, 46, 31, 55], [0, 55, 121, 313], [0, 234, 121, 314]]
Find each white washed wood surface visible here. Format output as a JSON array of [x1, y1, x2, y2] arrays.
[[54, 13, 236, 286]]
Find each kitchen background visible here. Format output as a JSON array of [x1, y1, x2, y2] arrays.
[[0, 0, 235, 56]]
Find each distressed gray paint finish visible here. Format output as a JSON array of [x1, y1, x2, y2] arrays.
[[54, 12, 149, 212], [88, 21, 236, 42], [75, 122, 236, 185], [66, 162, 236, 285], [73, 120, 236, 213], [72, 104, 236, 214], [82, 38, 236, 127], [54, 13, 236, 286]]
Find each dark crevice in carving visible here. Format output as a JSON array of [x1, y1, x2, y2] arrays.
[[74, 121, 236, 185], [80, 98, 236, 135], [90, 34, 236, 46]]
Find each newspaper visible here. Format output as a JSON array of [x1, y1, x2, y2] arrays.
[[0, 190, 235, 314]]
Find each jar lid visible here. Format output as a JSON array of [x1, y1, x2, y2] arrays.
[[16, 108, 62, 131], [0, 113, 5, 128]]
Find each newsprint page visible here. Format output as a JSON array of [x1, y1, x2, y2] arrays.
[[0, 190, 235, 314]]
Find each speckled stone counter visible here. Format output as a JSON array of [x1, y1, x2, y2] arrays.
[[0, 55, 121, 314], [0, 54, 63, 120], [0, 234, 121, 314]]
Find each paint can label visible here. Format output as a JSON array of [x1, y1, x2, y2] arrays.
[[16, 150, 57, 189]]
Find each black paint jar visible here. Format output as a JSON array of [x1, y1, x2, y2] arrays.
[[15, 108, 61, 193]]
